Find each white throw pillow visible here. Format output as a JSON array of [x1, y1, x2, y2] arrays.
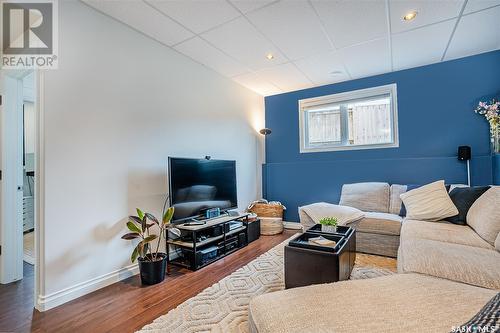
[[400, 180, 458, 221], [300, 202, 365, 226], [467, 187, 500, 246]]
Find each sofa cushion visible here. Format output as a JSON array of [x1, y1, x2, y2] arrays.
[[248, 274, 497, 333], [348, 212, 402, 236], [389, 184, 407, 215], [398, 237, 500, 289], [402, 219, 493, 249], [339, 182, 390, 213], [495, 233, 500, 252], [467, 187, 500, 246], [445, 186, 490, 225], [400, 180, 458, 221]]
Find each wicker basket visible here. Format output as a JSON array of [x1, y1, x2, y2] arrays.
[[248, 203, 284, 235], [260, 217, 284, 235], [249, 203, 284, 218]]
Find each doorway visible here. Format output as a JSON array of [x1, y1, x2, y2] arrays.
[[0, 69, 39, 312], [22, 73, 36, 267], [23, 72, 36, 268]]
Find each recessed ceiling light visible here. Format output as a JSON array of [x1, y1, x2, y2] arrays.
[[330, 70, 343, 76], [403, 10, 418, 21], [266, 53, 274, 60]]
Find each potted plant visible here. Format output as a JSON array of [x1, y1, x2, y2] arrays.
[[319, 217, 338, 233], [121, 207, 174, 285]]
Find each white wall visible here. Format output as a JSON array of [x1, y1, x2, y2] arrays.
[[40, 0, 264, 309]]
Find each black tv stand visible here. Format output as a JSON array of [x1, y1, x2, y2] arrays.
[[167, 213, 258, 271]]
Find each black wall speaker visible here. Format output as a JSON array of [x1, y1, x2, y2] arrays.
[[458, 146, 471, 161]]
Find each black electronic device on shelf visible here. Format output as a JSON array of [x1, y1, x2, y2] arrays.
[[167, 214, 260, 271]]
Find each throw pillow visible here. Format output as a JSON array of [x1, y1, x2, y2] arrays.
[[467, 187, 500, 246], [399, 184, 451, 216], [339, 182, 390, 213], [300, 202, 365, 226], [399, 184, 420, 216], [444, 186, 490, 225], [399, 180, 458, 221]]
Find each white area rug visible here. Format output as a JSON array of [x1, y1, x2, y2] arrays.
[[138, 237, 395, 333]]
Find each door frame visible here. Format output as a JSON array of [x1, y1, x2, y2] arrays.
[[0, 71, 24, 284], [0, 69, 44, 311], [34, 70, 45, 311]]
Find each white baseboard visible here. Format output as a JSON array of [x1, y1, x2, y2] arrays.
[[36, 263, 139, 312], [36, 248, 181, 312]]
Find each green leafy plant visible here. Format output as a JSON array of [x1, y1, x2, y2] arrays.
[[319, 217, 338, 227], [121, 207, 174, 263]]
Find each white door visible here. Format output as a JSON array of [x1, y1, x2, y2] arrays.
[[0, 73, 24, 283]]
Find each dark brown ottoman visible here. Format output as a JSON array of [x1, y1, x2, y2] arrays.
[[284, 227, 356, 289]]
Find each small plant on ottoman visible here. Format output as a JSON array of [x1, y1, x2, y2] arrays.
[[319, 217, 338, 233], [121, 207, 174, 285]]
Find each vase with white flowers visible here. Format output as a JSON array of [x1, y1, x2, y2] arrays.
[[475, 99, 500, 154]]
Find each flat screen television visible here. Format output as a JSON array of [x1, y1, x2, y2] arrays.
[[168, 157, 237, 223]]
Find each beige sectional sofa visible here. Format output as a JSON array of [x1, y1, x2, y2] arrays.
[[249, 273, 497, 333], [251, 185, 500, 332], [399, 186, 500, 290], [398, 220, 500, 290], [300, 182, 408, 257]]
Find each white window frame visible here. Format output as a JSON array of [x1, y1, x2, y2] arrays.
[[299, 84, 399, 153]]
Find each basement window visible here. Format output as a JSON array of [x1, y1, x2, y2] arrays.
[[299, 84, 399, 153]]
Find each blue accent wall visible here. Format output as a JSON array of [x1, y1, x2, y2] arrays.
[[264, 50, 500, 221], [494, 154, 500, 185]]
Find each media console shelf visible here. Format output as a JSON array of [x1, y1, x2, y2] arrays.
[[167, 213, 259, 271]]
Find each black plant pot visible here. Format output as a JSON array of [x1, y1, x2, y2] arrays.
[[138, 253, 167, 285]]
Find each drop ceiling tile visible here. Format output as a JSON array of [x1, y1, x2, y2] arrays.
[[232, 72, 282, 96], [146, 0, 240, 34], [247, 1, 332, 60], [392, 20, 455, 70], [338, 38, 391, 79], [311, 0, 387, 49], [464, 0, 500, 14], [83, 0, 193, 45], [390, 0, 463, 34], [445, 5, 500, 60], [174, 37, 249, 77], [294, 51, 350, 85], [230, 0, 275, 14], [256, 63, 313, 91], [201, 17, 287, 70]]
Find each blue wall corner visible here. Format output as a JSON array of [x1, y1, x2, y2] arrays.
[[263, 50, 500, 221], [494, 154, 500, 185]]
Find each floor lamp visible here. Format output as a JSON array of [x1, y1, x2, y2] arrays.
[[458, 146, 471, 186]]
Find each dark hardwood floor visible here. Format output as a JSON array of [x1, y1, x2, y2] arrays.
[[0, 230, 297, 333]]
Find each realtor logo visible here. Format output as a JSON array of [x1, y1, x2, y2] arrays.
[[1, 0, 58, 69]]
